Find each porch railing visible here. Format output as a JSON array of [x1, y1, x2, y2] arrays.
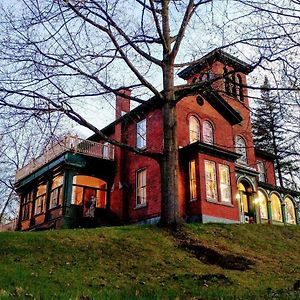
[[15, 135, 114, 182]]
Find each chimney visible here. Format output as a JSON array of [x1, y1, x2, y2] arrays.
[[116, 88, 131, 119]]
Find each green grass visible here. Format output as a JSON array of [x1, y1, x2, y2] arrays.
[[1, 224, 300, 299]]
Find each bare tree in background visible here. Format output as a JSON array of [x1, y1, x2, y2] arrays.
[[0, 0, 299, 226], [0, 114, 65, 223]]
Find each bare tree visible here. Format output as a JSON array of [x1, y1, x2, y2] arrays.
[[0, 0, 299, 226]]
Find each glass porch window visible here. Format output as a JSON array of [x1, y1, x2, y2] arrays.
[[21, 192, 32, 220], [49, 174, 64, 209], [270, 193, 283, 222], [258, 190, 268, 220], [205, 160, 217, 201], [219, 164, 231, 203], [285, 197, 296, 224], [34, 184, 47, 215]]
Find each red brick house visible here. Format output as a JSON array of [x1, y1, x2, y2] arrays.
[[15, 49, 300, 230]]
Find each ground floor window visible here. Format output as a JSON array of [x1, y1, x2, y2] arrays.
[[219, 164, 231, 203], [34, 183, 47, 215], [189, 160, 197, 200], [21, 192, 33, 220], [136, 169, 147, 207], [205, 160, 217, 201], [49, 174, 64, 209], [257, 190, 268, 220], [270, 193, 283, 222], [71, 175, 107, 217], [285, 197, 296, 224]]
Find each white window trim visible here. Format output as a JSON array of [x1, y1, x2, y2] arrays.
[[219, 164, 232, 203]]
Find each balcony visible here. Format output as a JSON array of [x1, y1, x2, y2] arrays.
[[15, 136, 114, 182]]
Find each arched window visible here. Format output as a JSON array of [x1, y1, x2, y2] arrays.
[[208, 70, 214, 80], [189, 116, 200, 143], [257, 190, 268, 220], [285, 197, 296, 224], [237, 74, 244, 102], [235, 136, 247, 164], [223, 67, 230, 94], [203, 121, 214, 144], [270, 193, 283, 222]]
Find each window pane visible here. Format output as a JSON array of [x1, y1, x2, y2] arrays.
[[235, 136, 247, 164], [203, 121, 213, 144], [285, 198, 296, 224], [270, 194, 282, 222], [205, 161, 217, 201], [52, 175, 63, 189], [136, 169, 146, 206], [189, 116, 200, 143], [137, 119, 146, 149], [258, 191, 268, 219], [36, 184, 46, 196], [219, 164, 231, 203], [72, 186, 83, 205], [189, 160, 197, 200], [257, 161, 266, 182]]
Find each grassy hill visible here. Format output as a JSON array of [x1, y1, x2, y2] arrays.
[[1, 224, 300, 299]]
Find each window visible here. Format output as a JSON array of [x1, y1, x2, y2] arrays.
[[205, 161, 217, 201], [21, 192, 32, 220], [270, 193, 282, 222], [189, 116, 200, 143], [219, 164, 231, 203], [257, 161, 266, 182], [189, 160, 197, 200], [208, 70, 214, 80], [203, 121, 214, 144], [136, 169, 146, 207], [237, 74, 244, 102], [136, 119, 146, 149], [257, 190, 268, 220], [102, 142, 109, 159], [230, 73, 237, 97], [285, 197, 296, 224], [49, 175, 64, 209], [223, 67, 230, 94], [235, 136, 247, 164], [34, 183, 47, 215]]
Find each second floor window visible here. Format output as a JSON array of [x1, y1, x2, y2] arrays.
[[136, 169, 147, 207], [203, 121, 214, 145], [136, 119, 146, 149], [189, 116, 200, 144], [257, 161, 266, 182], [235, 136, 247, 164]]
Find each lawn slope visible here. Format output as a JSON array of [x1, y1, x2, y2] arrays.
[[0, 224, 300, 299]]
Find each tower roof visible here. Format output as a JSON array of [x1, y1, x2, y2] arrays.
[[178, 49, 253, 79]]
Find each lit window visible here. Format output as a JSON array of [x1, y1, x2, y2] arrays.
[[189, 116, 200, 143], [219, 164, 231, 203], [235, 136, 247, 164], [285, 197, 296, 224], [203, 121, 214, 144], [237, 74, 244, 102], [34, 183, 46, 215], [136, 119, 146, 149], [205, 160, 217, 201], [257, 161, 266, 182], [49, 175, 64, 209], [136, 169, 146, 207], [189, 160, 197, 200], [258, 190, 268, 219], [270, 193, 282, 222]]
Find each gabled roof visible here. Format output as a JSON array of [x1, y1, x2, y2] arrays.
[[178, 49, 253, 80]]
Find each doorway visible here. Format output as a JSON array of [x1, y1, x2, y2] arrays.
[[238, 180, 255, 223]]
